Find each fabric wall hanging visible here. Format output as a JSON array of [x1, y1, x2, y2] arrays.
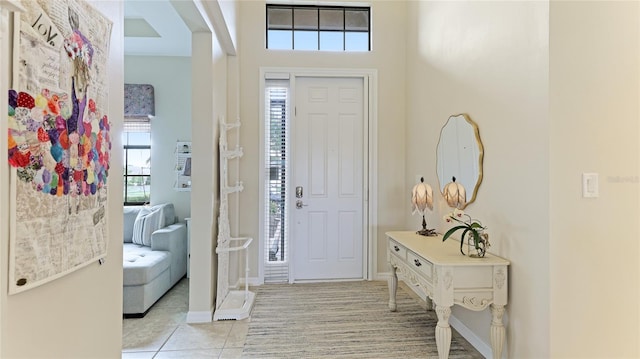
[[6, 0, 112, 294]]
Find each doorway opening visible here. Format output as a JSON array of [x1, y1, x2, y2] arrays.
[[259, 69, 378, 284]]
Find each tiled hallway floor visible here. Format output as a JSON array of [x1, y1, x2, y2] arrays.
[[122, 278, 247, 359]]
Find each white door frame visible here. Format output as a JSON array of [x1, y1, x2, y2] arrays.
[[258, 67, 378, 284]]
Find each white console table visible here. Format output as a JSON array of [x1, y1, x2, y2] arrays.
[[386, 231, 510, 359]]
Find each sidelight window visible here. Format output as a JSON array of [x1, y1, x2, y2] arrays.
[[264, 79, 290, 283]]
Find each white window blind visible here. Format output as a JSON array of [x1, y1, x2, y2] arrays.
[[264, 79, 290, 283], [123, 118, 151, 133]]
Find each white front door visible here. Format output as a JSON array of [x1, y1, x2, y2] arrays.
[[292, 76, 365, 281]]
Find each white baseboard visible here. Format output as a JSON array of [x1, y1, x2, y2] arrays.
[[374, 271, 391, 281], [186, 309, 213, 323], [238, 276, 261, 286], [449, 315, 492, 358], [230, 278, 241, 289]]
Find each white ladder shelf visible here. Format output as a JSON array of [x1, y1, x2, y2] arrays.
[[213, 237, 254, 320], [214, 117, 255, 321]]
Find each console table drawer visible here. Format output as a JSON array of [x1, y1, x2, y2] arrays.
[[389, 240, 407, 260], [407, 251, 432, 279]]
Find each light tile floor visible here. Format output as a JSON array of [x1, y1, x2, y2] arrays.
[[122, 278, 247, 359]]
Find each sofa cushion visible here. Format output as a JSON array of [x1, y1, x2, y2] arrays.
[[132, 207, 163, 246], [132, 207, 152, 245], [142, 208, 163, 246], [123, 244, 171, 286], [123, 206, 141, 243], [151, 203, 176, 226]]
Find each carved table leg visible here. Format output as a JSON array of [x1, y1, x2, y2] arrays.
[[435, 305, 452, 359], [425, 296, 433, 311], [490, 304, 506, 359], [388, 263, 397, 311]]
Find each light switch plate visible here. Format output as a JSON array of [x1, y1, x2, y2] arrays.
[[582, 173, 599, 198]]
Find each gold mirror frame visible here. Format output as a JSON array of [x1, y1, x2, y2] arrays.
[[436, 114, 484, 209]]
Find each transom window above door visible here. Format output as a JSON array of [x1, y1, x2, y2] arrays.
[[266, 5, 371, 51]]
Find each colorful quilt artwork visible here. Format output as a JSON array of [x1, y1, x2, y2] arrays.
[[7, 0, 112, 294]]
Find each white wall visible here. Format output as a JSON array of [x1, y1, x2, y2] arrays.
[[406, 1, 640, 357], [237, 0, 408, 281], [188, 29, 228, 319], [549, 1, 640, 357], [170, 0, 235, 322], [124, 56, 192, 221], [405, 1, 550, 357], [219, 0, 238, 51], [0, 1, 124, 357]]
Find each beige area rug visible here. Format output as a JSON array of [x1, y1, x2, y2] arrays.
[[242, 280, 482, 358]]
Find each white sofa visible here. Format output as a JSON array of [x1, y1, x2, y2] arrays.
[[122, 203, 187, 317]]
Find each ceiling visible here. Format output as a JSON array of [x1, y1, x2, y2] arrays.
[[124, 0, 192, 57]]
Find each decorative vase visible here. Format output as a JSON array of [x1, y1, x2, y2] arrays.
[[464, 231, 488, 258], [443, 209, 490, 257]]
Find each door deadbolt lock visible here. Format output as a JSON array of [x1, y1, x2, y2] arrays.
[[296, 186, 303, 198]]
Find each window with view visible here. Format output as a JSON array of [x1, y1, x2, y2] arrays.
[[123, 122, 151, 205], [266, 5, 370, 51]]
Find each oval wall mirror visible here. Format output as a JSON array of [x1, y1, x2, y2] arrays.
[[436, 114, 484, 209]]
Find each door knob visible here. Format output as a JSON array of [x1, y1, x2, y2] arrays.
[[296, 200, 308, 209]]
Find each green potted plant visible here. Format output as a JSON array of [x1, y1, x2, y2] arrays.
[[442, 209, 490, 257]]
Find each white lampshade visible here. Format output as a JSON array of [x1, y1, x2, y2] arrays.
[[443, 177, 466, 208], [411, 178, 433, 215]]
